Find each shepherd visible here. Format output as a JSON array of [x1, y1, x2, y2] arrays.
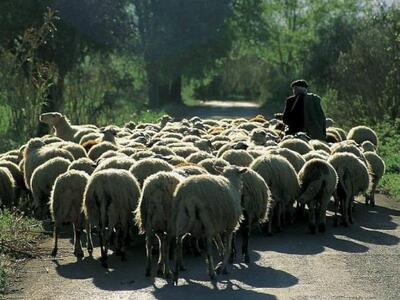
[[282, 79, 326, 141]]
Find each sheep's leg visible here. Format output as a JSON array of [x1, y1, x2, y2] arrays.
[[216, 231, 233, 275], [370, 182, 377, 207], [160, 233, 172, 278], [86, 223, 93, 256], [51, 224, 59, 257], [119, 226, 128, 262], [157, 233, 164, 276], [308, 202, 316, 234], [276, 204, 282, 232], [341, 195, 349, 227], [206, 236, 217, 280], [145, 231, 154, 277], [214, 234, 225, 259], [173, 235, 184, 286], [348, 196, 354, 224], [99, 228, 108, 268], [318, 196, 330, 233], [73, 223, 84, 258], [229, 233, 236, 263], [241, 212, 250, 263], [333, 195, 339, 227]]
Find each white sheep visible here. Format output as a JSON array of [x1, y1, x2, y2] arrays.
[[30, 157, 71, 219], [39, 112, 97, 143], [87, 141, 119, 161], [186, 151, 215, 164], [298, 159, 338, 233], [129, 158, 174, 187], [250, 154, 300, 235], [50, 170, 90, 258], [94, 157, 136, 173], [135, 171, 184, 278], [279, 138, 313, 155], [68, 157, 96, 175], [198, 158, 230, 175], [0, 167, 16, 208], [328, 153, 371, 227], [172, 166, 245, 284], [221, 149, 254, 167], [83, 169, 141, 267], [23, 138, 74, 190], [363, 151, 385, 206], [347, 125, 378, 147]]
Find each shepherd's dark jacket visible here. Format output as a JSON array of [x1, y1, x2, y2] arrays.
[[282, 93, 326, 140]]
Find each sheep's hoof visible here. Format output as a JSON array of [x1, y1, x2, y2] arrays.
[[308, 224, 316, 234], [209, 271, 217, 281], [51, 248, 58, 258], [318, 223, 326, 233], [243, 254, 250, 264], [100, 257, 108, 268], [74, 249, 84, 258], [145, 269, 151, 277], [172, 274, 179, 286]]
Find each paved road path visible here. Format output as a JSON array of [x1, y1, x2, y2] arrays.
[[9, 195, 400, 300]]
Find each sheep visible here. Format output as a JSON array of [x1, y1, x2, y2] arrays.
[[129, 158, 174, 187], [186, 151, 215, 164], [96, 150, 126, 161], [163, 155, 187, 166], [23, 138, 74, 190], [50, 170, 90, 258], [39, 112, 97, 143], [303, 150, 330, 162], [221, 149, 254, 167], [250, 154, 300, 235], [193, 139, 213, 152], [347, 125, 378, 147], [330, 127, 347, 141], [236, 168, 269, 263], [53, 142, 87, 160], [94, 157, 136, 173], [198, 158, 230, 175], [0, 167, 16, 209], [79, 132, 102, 145], [68, 157, 96, 175], [279, 138, 313, 155], [0, 155, 20, 165], [87, 141, 119, 161], [83, 169, 141, 267], [298, 159, 338, 233], [118, 147, 137, 157], [363, 152, 385, 207], [328, 153, 371, 227], [361, 141, 376, 152], [172, 166, 245, 284], [266, 148, 306, 173], [135, 171, 184, 277], [131, 150, 154, 161], [326, 128, 343, 143], [309, 139, 331, 154], [169, 146, 198, 159], [0, 161, 26, 201], [174, 164, 208, 177], [30, 157, 71, 219]]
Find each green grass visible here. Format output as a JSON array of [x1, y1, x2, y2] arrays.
[[374, 120, 400, 199], [0, 210, 43, 296]]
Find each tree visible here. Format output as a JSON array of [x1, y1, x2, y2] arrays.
[[134, 0, 234, 107], [0, 0, 136, 135]]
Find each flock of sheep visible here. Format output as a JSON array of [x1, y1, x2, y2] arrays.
[[0, 112, 385, 284]]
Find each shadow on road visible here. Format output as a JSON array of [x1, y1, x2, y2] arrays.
[[52, 195, 398, 294]]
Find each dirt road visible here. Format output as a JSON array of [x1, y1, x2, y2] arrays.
[[7, 102, 400, 299], [8, 195, 400, 299]]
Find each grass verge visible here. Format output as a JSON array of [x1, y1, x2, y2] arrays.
[[375, 120, 400, 199], [0, 209, 43, 297]]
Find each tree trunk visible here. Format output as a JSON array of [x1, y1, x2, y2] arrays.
[[147, 67, 160, 109], [170, 75, 182, 105], [36, 72, 65, 137]]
